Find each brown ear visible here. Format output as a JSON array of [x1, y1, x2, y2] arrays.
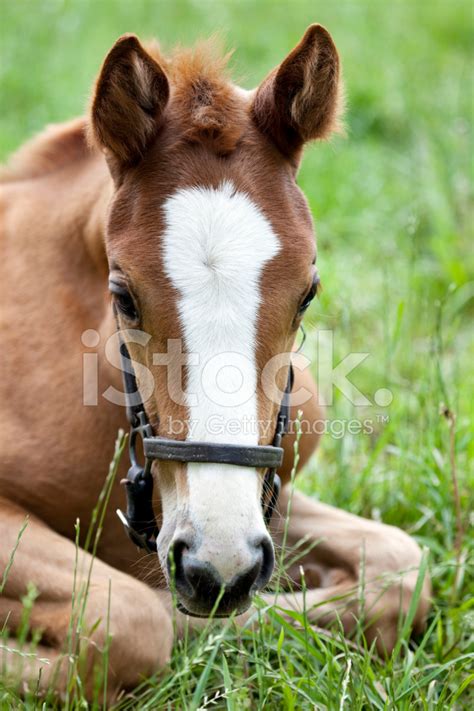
[[88, 34, 169, 174], [252, 24, 342, 158]]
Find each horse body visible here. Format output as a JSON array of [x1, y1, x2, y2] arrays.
[[0, 125, 134, 570], [0, 27, 430, 698]]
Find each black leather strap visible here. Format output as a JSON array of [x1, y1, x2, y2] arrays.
[[275, 364, 294, 445], [119, 340, 145, 428], [144, 437, 284, 468]]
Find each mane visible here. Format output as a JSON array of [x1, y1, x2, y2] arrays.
[[146, 38, 249, 154], [0, 118, 91, 183]]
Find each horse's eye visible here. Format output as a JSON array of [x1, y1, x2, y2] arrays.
[[109, 282, 139, 322], [298, 273, 320, 315]]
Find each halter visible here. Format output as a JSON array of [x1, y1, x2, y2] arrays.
[[116, 341, 293, 553]]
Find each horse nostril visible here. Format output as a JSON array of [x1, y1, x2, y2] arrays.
[[169, 538, 225, 602], [255, 535, 275, 589], [182, 560, 224, 603], [168, 538, 193, 598], [222, 537, 274, 603]]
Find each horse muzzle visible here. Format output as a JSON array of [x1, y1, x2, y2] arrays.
[[168, 534, 275, 617]]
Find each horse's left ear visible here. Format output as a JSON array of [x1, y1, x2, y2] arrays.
[[251, 24, 342, 159], [88, 34, 169, 179]]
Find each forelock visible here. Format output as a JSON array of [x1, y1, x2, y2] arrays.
[[146, 39, 248, 155]]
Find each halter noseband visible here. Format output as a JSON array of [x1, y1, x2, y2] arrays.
[[116, 341, 293, 553]]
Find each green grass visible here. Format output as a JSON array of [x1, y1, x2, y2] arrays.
[[1, 0, 473, 708]]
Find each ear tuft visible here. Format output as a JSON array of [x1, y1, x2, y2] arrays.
[[88, 34, 169, 173], [252, 24, 343, 158]]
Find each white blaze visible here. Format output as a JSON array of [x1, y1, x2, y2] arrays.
[[162, 181, 280, 580]]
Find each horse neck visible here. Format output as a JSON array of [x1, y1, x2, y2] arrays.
[[74, 154, 113, 277], [66, 154, 116, 338], [26, 146, 115, 333]]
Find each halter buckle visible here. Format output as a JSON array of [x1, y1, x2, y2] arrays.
[[118, 408, 158, 553], [116, 508, 156, 554]]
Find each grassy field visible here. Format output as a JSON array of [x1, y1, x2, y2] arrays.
[[1, 0, 473, 708]]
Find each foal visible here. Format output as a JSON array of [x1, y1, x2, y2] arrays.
[[0, 26, 430, 696]]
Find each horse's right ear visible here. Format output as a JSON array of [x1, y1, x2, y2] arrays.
[[88, 34, 169, 177]]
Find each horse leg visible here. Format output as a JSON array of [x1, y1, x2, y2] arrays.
[[265, 488, 431, 653], [0, 497, 173, 698], [0, 638, 69, 697], [269, 368, 430, 653], [169, 486, 430, 655]]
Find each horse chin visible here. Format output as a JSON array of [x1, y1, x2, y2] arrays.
[[175, 597, 252, 619]]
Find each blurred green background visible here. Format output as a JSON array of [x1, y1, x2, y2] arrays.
[[1, 1, 473, 706]]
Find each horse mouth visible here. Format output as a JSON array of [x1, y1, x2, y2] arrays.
[[175, 596, 253, 619]]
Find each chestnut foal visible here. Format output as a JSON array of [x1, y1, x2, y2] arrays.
[[0, 26, 430, 697]]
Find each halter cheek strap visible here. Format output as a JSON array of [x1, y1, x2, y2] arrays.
[[116, 340, 293, 553]]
